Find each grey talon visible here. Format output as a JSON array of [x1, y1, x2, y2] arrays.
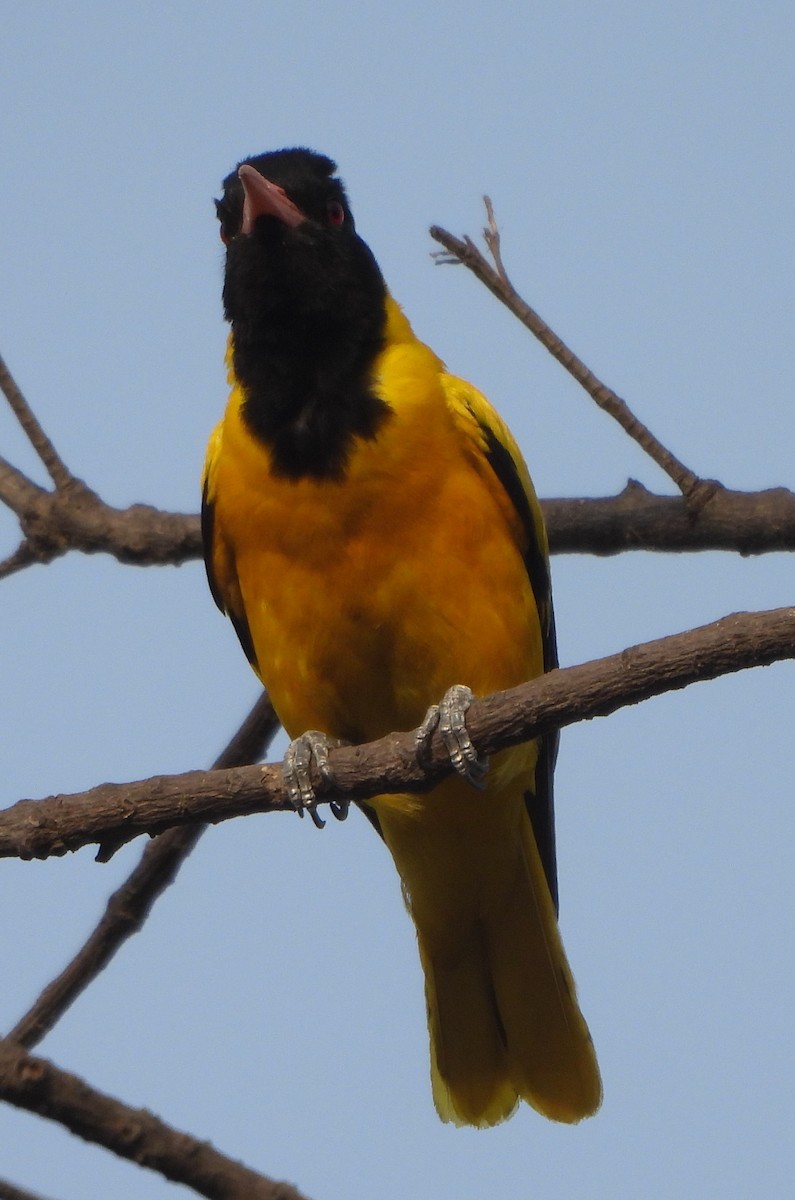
[[416, 684, 489, 789], [415, 703, 441, 767], [282, 730, 347, 829]]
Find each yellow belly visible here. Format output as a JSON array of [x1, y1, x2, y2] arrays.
[[216, 383, 542, 750]]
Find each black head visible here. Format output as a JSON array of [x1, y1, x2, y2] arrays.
[[215, 148, 390, 478], [215, 147, 386, 335], [216, 148, 350, 242]]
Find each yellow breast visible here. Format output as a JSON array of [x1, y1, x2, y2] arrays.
[[210, 302, 542, 752]]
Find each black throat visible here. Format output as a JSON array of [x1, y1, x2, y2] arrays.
[[231, 306, 390, 481], [220, 155, 393, 482]]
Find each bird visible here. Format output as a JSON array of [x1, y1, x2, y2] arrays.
[[202, 147, 601, 1126]]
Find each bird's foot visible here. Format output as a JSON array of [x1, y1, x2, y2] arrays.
[[415, 684, 489, 789], [282, 731, 350, 829]]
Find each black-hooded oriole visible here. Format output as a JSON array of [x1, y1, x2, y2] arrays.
[[202, 148, 601, 1126]]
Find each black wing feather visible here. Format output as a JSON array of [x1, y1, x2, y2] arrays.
[[480, 424, 560, 913], [201, 478, 258, 670]]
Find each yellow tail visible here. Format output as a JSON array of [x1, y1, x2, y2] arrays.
[[414, 808, 601, 1127]]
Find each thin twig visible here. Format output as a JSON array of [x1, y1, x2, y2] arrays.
[[8, 691, 278, 1049], [0, 1039, 310, 1200], [2, 606, 793, 861], [483, 195, 511, 285], [0, 541, 37, 581], [0, 354, 73, 490], [430, 215, 714, 504], [0, 455, 48, 510]]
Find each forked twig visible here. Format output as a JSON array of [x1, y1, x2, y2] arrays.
[[431, 207, 717, 505], [483, 195, 511, 286], [0, 354, 73, 490]]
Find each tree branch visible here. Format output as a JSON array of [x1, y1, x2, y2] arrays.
[[2, 308, 794, 571], [0, 1039, 310, 1200], [0, 540, 39, 582], [1, 607, 792, 862], [544, 481, 795, 555], [7, 691, 278, 1049], [0, 455, 198, 568], [0, 354, 73, 490], [4, 467, 795, 573], [430, 215, 715, 504]]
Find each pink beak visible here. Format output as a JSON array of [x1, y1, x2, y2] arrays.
[[238, 163, 305, 234]]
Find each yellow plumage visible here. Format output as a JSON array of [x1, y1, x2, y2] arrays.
[[204, 150, 601, 1125]]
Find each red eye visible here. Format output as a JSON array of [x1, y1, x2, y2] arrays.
[[327, 200, 345, 226]]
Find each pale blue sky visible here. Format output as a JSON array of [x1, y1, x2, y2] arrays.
[[1, 4, 793, 1198]]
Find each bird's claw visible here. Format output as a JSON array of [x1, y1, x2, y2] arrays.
[[415, 684, 489, 789], [282, 731, 350, 829]]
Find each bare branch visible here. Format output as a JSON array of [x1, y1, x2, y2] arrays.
[[0, 461, 199, 568], [0, 456, 49, 518], [0, 458, 71, 573], [0, 541, 38, 581], [544, 481, 795, 556], [0, 355, 73, 490], [430, 217, 713, 502], [2, 224, 792, 579], [0, 1039, 310, 1200], [4, 474, 795, 575], [8, 691, 278, 1049], [0, 359, 792, 569], [1, 607, 792, 862]]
